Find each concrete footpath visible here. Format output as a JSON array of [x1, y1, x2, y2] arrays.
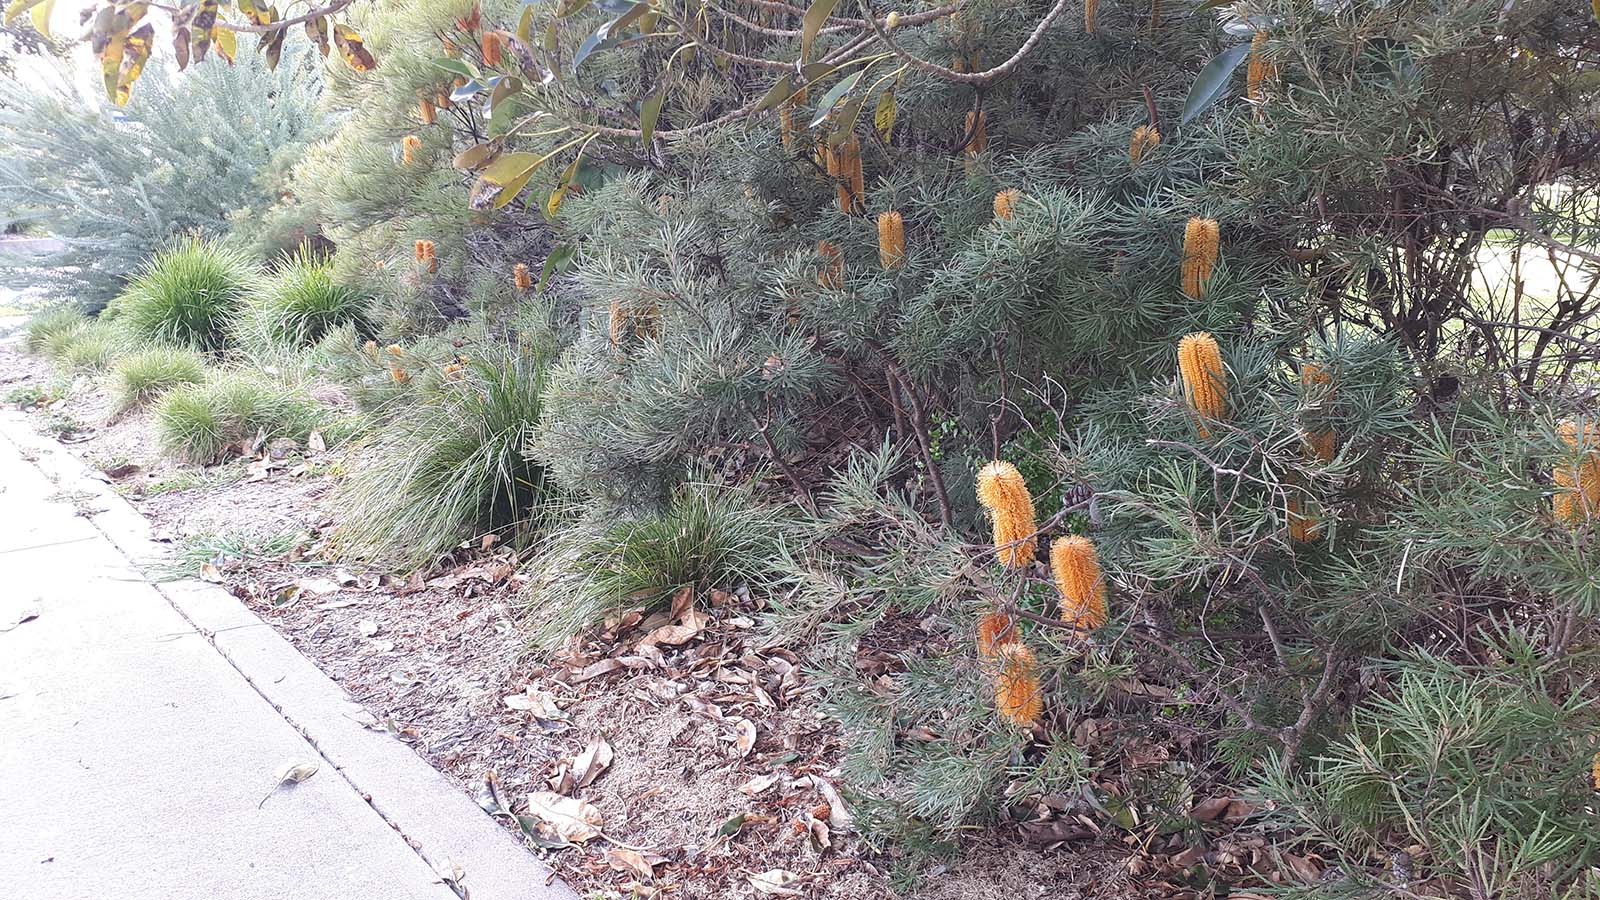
[[0, 412, 574, 900]]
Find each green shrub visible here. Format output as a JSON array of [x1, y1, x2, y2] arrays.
[[153, 371, 323, 463], [236, 252, 370, 351], [521, 479, 799, 646], [24, 306, 85, 352], [330, 347, 554, 568], [108, 238, 255, 351], [39, 318, 128, 373], [111, 347, 208, 411]]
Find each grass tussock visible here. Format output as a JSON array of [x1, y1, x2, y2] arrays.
[[521, 480, 800, 646], [24, 306, 86, 352], [237, 252, 370, 351], [153, 371, 324, 463], [108, 237, 254, 351], [40, 318, 129, 373], [111, 347, 208, 411], [330, 348, 554, 568]]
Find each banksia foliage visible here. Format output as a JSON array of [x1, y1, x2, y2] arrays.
[[402, 135, 422, 164], [817, 240, 844, 289], [994, 643, 1043, 728], [1246, 30, 1276, 105], [877, 211, 906, 270], [419, 97, 436, 125], [482, 31, 503, 67], [1554, 419, 1600, 524], [965, 110, 987, 157], [976, 610, 1019, 657], [1287, 493, 1322, 542], [1181, 217, 1221, 298], [1177, 332, 1229, 437], [976, 460, 1037, 567], [1085, 0, 1098, 33], [513, 263, 532, 292], [1050, 536, 1109, 631], [1129, 125, 1160, 165], [993, 188, 1022, 221]]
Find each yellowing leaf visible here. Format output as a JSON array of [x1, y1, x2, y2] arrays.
[[212, 25, 236, 65], [114, 23, 154, 106], [470, 151, 550, 210], [304, 15, 330, 57], [333, 23, 377, 72], [2, 0, 46, 28], [874, 89, 897, 142], [28, 0, 51, 37], [452, 141, 500, 170]]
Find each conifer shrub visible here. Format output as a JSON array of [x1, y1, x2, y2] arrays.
[[153, 371, 324, 463], [108, 238, 255, 351], [235, 252, 371, 352], [111, 348, 208, 411], [329, 345, 555, 568]]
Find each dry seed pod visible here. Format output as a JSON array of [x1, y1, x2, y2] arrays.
[[976, 460, 1036, 567], [1287, 493, 1322, 542], [419, 97, 437, 125], [1085, 0, 1098, 33], [780, 106, 796, 152], [976, 611, 1019, 658], [1177, 332, 1228, 436], [1129, 125, 1160, 165], [965, 110, 987, 157], [817, 240, 844, 289], [1050, 536, 1108, 631], [994, 643, 1042, 728], [877, 211, 906, 269], [993, 188, 1022, 221], [1181, 217, 1221, 298], [1150, 0, 1161, 28]]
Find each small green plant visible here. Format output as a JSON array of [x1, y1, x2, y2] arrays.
[[236, 252, 370, 351], [50, 319, 127, 373], [111, 347, 208, 411], [521, 479, 799, 646], [107, 237, 254, 350], [24, 306, 85, 352], [331, 347, 553, 568], [6, 384, 51, 408], [158, 529, 305, 579], [153, 371, 324, 463]]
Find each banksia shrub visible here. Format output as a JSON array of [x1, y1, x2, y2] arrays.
[[1287, 493, 1322, 542], [976, 460, 1037, 567], [994, 643, 1043, 728], [1177, 332, 1228, 436], [1180, 217, 1221, 299], [1130, 124, 1160, 164], [482, 31, 503, 66], [878, 211, 906, 269], [976, 610, 1019, 657], [1553, 419, 1600, 524], [513, 263, 533, 292], [402, 134, 422, 164], [993, 188, 1022, 221], [817, 240, 844, 289], [419, 97, 436, 125], [1050, 535, 1109, 631]]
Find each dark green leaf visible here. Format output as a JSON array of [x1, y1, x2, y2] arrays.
[[1178, 42, 1250, 126], [538, 245, 577, 292], [753, 73, 796, 113], [640, 87, 665, 143], [801, 0, 841, 62], [809, 70, 861, 129], [432, 57, 478, 79]]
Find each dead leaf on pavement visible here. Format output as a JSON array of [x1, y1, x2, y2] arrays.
[[199, 560, 224, 583], [258, 761, 318, 808], [525, 791, 603, 843]]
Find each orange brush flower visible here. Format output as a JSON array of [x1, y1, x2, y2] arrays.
[[419, 97, 436, 125], [513, 263, 532, 292], [976, 460, 1036, 567], [1287, 493, 1322, 542], [482, 31, 503, 67], [1554, 419, 1600, 525], [402, 135, 422, 164], [993, 188, 1022, 221], [1130, 125, 1160, 165], [1050, 535, 1108, 631], [994, 643, 1043, 728], [877, 211, 906, 269], [976, 611, 1019, 657], [1181, 217, 1221, 299], [1177, 332, 1228, 437]]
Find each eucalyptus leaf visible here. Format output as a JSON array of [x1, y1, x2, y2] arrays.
[[809, 70, 862, 129], [640, 87, 666, 143], [801, 0, 841, 62], [1178, 42, 1250, 126]]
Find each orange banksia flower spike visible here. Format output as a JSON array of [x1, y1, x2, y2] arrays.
[[482, 31, 503, 67], [1554, 419, 1600, 525], [976, 460, 1037, 567], [976, 610, 1019, 658], [780, 106, 796, 152], [1287, 493, 1322, 542], [513, 262, 532, 292], [1300, 361, 1337, 462], [390, 366, 410, 384], [995, 643, 1043, 728], [1246, 30, 1276, 106], [1051, 536, 1109, 631], [1181, 217, 1221, 299], [413, 240, 427, 262], [878, 211, 906, 269], [386, 343, 404, 357], [1085, 0, 1098, 33], [1591, 750, 1600, 792], [1130, 125, 1160, 165], [993, 188, 1022, 221], [402, 135, 422, 164], [817, 240, 844, 289], [419, 97, 436, 125], [1177, 332, 1228, 437]]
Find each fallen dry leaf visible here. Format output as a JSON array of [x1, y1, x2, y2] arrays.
[[738, 774, 778, 796], [750, 869, 802, 896], [604, 847, 660, 881], [637, 607, 709, 650], [571, 738, 613, 788], [258, 761, 318, 808], [199, 561, 224, 583], [734, 719, 757, 758], [525, 791, 603, 843]]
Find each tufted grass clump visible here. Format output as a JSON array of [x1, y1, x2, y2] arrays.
[[108, 238, 255, 351], [40, 318, 129, 373], [236, 252, 371, 352], [153, 371, 324, 463], [330, 347, 554, 569], [111, 347, 209, 411], [24, 306, 87, 352]]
